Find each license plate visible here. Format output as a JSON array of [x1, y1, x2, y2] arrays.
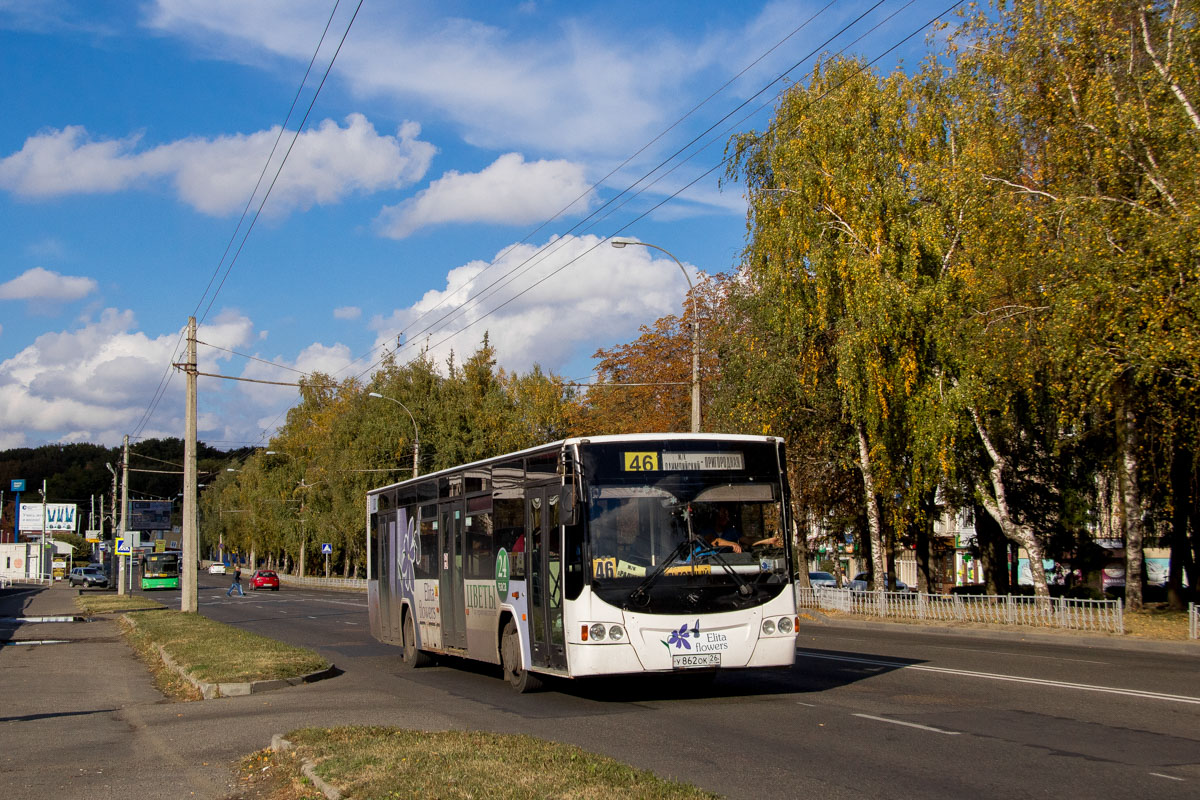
[[672, 652, 720, 669]]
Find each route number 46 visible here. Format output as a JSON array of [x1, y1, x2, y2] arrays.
[[623, 452, 659, 471]]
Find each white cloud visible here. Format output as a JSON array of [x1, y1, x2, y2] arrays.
[[333, 306, 362, 321], [0, 266, 98, 302], [376, 153, 593, 239], [0, 309, 257, 446], [142, 0, 702, 157], [369, 233, 697, 374], [0, 114, 435, 216]]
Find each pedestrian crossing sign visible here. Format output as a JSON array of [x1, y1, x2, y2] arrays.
[[115, 538, 131, 555]]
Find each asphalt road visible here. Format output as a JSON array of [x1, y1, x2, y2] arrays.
[[182, 576, 1200, 799]]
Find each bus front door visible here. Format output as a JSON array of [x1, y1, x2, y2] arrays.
[[439, 501, 467, 649], [527, 485, 566, 670]]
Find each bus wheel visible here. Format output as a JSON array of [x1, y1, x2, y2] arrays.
[[401, 611, 432, 669], [501, 619, 541, 693]]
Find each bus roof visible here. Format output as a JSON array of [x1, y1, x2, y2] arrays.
[[366, 432, 783, 496]]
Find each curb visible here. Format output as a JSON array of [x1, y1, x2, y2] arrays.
[[123, 614, 338, 699], [271, 734, 343, 800], [800, 612, 1200, 656]]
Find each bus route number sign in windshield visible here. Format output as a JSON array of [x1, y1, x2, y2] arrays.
[[623, 451, 745, 472]]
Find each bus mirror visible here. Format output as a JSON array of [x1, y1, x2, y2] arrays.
[[560, 485, 577, 525]]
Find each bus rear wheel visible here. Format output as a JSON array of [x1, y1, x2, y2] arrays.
[[401, 610, 432, 669], [501, 619, 542, 693]]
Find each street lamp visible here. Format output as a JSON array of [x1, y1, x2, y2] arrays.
[[611, 238, 701, 432], [368, 393, 420, 476]]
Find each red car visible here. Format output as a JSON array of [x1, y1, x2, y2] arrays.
[[250, 570, 280, 591]]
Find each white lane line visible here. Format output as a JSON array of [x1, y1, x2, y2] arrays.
[[819, 635, 1108, 665], [795, 701, 816, 707], [1149, 773, 1185, 782], [797, 651, 1200, 705], [854, 714, 961, 735]]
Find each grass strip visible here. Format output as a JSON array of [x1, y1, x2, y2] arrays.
[[121, 608, 329, 684], [75, 593, 166, 615], [239, 727, 719, 800]]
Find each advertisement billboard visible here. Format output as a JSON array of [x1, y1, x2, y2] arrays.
[[128, 500, 173, 531], [18, 503, 78, 532]]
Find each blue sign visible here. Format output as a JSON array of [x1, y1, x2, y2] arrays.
[[10, 479, 25, 492], [321, 543, 332, 555]]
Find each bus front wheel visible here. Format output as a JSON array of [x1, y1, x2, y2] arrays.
[[401, 611, 432, 669], [501, 619, 542, 693]]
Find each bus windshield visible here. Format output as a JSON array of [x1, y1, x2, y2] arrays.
[[583, 442, 791, 614]]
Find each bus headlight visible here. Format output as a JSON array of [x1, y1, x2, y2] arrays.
[[777, 616, 794, 634], [608, 625, 624, 641], [761, 619, 776, 635], [589, 623, 607, 641]]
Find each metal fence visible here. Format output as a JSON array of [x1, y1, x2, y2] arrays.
[[278, 573, 367, 592], [1190, 602, 1198, 640], [797, 586, 1124, 634]]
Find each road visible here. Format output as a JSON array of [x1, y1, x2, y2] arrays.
[[178, 575, 1200, 799]]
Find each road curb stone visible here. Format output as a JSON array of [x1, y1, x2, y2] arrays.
[[270, 735, 344, 800], [122, 613, 338, 698]]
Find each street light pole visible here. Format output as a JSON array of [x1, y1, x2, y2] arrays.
[[368, 393, 420, 476], [611, 238, 701, 433]]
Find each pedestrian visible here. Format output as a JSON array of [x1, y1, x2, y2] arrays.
[[226, 565, 245, 597]]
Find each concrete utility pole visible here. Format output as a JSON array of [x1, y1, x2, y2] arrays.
[[118, 436, 129, 595], [181, 316, 199, 613]]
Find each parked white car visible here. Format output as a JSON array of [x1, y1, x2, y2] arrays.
[[207, 563, 226, 574], [848, 572, 910, 592]]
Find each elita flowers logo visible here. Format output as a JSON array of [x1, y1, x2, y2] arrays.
[[663, 620, 701, 651]]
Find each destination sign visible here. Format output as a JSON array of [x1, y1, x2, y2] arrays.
[[661, 452, 744, 471]]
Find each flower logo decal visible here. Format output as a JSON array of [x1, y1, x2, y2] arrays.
[[397, 513, 420, 596], [662, 619, 701, 651]]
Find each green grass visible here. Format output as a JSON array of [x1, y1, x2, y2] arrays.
[[246, 727, 718, 800], [122, 608, 329, 683], [75, 593, 166, 614]]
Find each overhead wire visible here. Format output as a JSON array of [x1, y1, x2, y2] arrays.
[[346, 0, 913, 383], [127, 0, 359, 439]]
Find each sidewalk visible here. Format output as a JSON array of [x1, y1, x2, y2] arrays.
[[0, 582, 449, 800]]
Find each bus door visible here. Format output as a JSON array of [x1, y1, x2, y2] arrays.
[[527, 484, 566, 670], [377, 509, 399, 643], [439, 500, 467, 649]]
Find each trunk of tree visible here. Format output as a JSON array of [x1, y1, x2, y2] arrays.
[[1119, 397, 1145, 611], [856, 425, 887, 591], [969, 407, 1051, 601], [1167, 444, 1193, 610], [975, 504, 1009, 595], [791, 489, 813, 589], [914, 493, 935, 593]]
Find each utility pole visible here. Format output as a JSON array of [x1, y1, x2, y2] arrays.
[[181, 316, 199, 613], [118, 435, 129, 595]]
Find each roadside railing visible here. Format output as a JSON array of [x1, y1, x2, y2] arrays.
[[278, 573, 367, 592], [796, 586, 1124, 634], [1190, 602, 1197, 640]]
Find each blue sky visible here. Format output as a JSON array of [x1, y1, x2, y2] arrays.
[[0, 0, 955, 450]]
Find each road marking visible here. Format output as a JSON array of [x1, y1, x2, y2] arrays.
[[818, 635, 1108, 665], [1149, 773, 1184, 782], [797, 651, 1200, 705], [854, 714, 961, 735], [795, 701, 816, 707]]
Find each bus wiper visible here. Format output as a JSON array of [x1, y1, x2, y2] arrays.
[[624, 538, 693, 609], [703, 547, 755, 599]]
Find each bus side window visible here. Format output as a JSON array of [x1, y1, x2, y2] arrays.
[[493, 496, 524, 579]]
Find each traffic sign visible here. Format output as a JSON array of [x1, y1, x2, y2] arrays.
[[321, 543, 332, 555], [115, 538, 131, 555]]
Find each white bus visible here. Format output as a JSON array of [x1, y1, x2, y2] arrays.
[[366, 433, 797, 691]]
